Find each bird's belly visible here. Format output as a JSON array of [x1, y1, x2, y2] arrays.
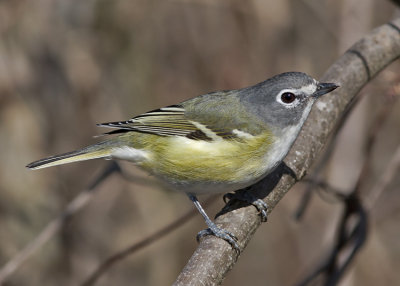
[[138, 133, 276, 194]]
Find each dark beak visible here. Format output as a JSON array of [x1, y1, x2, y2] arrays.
[[313, 82, 339, 98]]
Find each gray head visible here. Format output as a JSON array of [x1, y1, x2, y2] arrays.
[[239, 72, 338, 130]]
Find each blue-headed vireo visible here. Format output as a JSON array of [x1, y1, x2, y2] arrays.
[[27, 72, 338, 250]]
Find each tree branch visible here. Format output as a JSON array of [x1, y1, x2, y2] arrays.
[[80, 196, 218, 286], [0, 163, 120, 284], [173, 19, 400, 286]]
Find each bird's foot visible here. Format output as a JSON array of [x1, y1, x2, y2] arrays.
[[196, 222, 240, 253], [223, 191, 269, 222]]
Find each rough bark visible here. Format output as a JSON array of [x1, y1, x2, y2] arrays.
[[173, 18, 400, 286]]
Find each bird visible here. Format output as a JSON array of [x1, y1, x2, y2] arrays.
[[27, 72, 338, 251]]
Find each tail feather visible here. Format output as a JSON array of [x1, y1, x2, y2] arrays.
[[26, 144, 113, 170]]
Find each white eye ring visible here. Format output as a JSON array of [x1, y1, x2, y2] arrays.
[[276, 89, 300, 108]]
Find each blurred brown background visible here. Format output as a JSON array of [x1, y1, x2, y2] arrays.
[[1, 0, 400, 285]]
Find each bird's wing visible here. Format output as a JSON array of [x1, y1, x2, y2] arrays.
[[98, 104, 239, 141], [98, 91, 269, 141]]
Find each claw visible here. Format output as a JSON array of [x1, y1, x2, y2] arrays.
[[225, 191, 269, 222], [197, 225, 240, 253]]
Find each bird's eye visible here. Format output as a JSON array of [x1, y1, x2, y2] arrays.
[[281, 92, 296, 104]]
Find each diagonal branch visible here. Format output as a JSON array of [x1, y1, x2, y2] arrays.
[[0, 162, 120, 284], [80, 195, 218, 286], [173, 19, 400, 286]]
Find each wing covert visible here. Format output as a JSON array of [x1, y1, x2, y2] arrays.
[[98, 105, 214, 140]]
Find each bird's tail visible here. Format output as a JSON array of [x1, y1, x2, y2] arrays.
[[26, 141, 115, 170]]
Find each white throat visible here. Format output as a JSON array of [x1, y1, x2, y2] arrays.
[[263, 100, 315, 171]]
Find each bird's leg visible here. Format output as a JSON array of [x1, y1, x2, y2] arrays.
[[187, 193, 240, 252]]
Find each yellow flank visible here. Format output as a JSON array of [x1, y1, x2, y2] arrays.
[[131, 132, 274, 183]]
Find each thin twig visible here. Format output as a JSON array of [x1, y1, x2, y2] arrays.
[[0, 162, 120, 285], [295, 193, 367, 286], [80, 195, 218, 286], [300, 178, 347, 200]]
